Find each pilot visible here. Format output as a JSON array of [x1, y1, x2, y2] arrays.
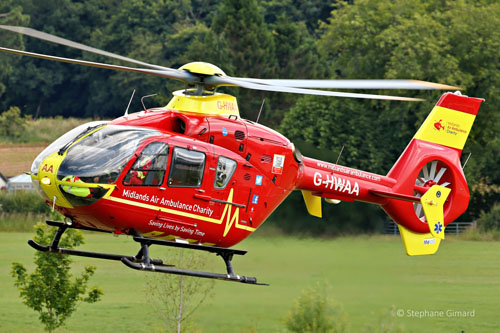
[[93, 168, 119, 184], [215, 172, 227, 187], [215, 161, 227, 187], [61, 175, 92, 197], [126, 156, 153, 185]]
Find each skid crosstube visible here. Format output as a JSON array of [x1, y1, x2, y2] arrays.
[[28, 220, 267, 285]]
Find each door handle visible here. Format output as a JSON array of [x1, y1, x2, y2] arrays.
[[194, 194, 246, 208], [193, 193, 212, 201]]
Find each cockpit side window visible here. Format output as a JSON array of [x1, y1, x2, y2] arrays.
[[214, 156, 237, 189], [124, 142, 169, 186], [167, 147, 205, 187]]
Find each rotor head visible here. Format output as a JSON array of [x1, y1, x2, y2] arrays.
[[179, 62, 226, 76]]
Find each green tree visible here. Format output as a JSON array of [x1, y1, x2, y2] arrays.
[[261, 0, 337, 33], [81, 0, 220, 117], [1, 0, 91, 118], [0, 2, 29, 98], [212, 0, 277, 120], [260, 15, 328, 125], [11, 223, 103, 332], [0, 191, 50, 214], [477, 203, 500, 232], [0, 106, 30, 139], [445, 2, 500, 217]]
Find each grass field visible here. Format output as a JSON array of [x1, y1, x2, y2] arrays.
[[1, 229, 499, 332]]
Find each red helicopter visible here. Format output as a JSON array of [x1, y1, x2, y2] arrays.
[[0, 25, 483, 285]]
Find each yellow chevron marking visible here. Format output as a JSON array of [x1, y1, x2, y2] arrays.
[[103, 188, 256, 237], [222, 189, 240, 237]]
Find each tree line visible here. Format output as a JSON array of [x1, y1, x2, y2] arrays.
[[1, 0, 499, 232]]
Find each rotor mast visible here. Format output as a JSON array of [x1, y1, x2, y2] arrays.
[[166, 62, 240, 117]]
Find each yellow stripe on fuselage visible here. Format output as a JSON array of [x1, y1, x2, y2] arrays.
[[103, 188, 256, 236], [414, 106, 476, 150]]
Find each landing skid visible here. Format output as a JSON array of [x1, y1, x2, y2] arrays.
[[28, 220, 267, 285]]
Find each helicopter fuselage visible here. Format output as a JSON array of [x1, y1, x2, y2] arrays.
[[34, 106, 302, 248], [30, 91, 480, 257]]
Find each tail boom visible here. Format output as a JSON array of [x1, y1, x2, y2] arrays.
[[295, 92, 483, 255], [383, 92, 483, 233], [296, 157, 396, 206]]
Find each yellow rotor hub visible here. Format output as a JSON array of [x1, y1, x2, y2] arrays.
[[179, 62, 226, 76]]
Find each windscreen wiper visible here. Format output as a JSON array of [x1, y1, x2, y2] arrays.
[[58, 124, 103, 155]]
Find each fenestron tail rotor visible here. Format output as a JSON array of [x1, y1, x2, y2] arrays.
[[413, 160, 452, 222], [0, 24, 460, 101]]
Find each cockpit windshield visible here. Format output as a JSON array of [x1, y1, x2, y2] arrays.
[[31, 121, 109, 175], [57, 125, 160, 184]]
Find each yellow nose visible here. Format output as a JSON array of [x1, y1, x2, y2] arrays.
[[34, 152, 74, 208]]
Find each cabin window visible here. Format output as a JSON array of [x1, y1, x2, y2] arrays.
[[168, 147, 205, 187], [214, 156, 237, 189], [124, 142, 169, 186]]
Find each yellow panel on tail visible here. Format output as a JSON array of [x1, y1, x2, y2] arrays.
[[421, 185, 451, 239], [301, 190, 322, 218], [414, 106, 476, 150], [398, 224, 441, 256], [398, 185, 451, 255]]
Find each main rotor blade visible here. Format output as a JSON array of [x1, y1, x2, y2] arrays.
[[0, 24, 171, 71], [207, 76, 424, 101], [232, 78, 460, 90], [0, 46, 194, 82]]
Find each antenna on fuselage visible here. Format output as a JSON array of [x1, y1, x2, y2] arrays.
[[124, 89, 136, 116], [141, 93, 157, 111], [462, 152, 472, 169], [256, 98, 265, 123], [335, 145, 345, 166]]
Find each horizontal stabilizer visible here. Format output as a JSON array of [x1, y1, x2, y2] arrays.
[[370, 189, 420, 202], [398, 224, 441, 256]]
